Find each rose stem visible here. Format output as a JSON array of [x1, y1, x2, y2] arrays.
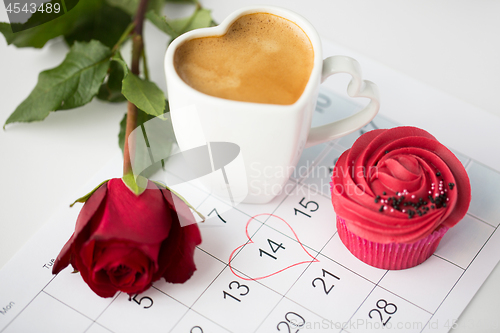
[[123, 0, 150, 177]]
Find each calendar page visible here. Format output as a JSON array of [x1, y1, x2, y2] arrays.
[[1, 41, 500, 333]]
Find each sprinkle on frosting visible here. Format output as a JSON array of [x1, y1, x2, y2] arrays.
[[330, 126, 471, 244]]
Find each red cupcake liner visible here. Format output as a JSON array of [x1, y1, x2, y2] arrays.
[[336, 216, 448, 270]]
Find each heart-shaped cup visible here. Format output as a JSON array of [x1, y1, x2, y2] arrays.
[[165, 6, 380, 204]]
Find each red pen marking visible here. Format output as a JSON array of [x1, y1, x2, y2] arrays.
[[228, 213, 319, 280]]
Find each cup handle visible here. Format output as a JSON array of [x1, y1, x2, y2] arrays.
[[305, 55, 380, 148]]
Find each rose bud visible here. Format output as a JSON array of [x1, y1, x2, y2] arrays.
[[52, 178, 202, 298]]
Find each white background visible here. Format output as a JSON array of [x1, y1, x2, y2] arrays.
[[1, 0, 499, 332]]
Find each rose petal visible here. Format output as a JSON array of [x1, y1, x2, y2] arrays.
[[52, 183, 108, 275], [159, 223, 201, 283], [161, 187, 197, 228], [74, 242, 118, 298], [155, 189, 202, 283], [94, 245, 153, 293], [92, 179, 172, 244]]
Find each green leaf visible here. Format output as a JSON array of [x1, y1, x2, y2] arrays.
[[117, 108, 155, 154], [0, 23, 14, 41], [136, 107, 174, 176], [122, 173, 148, 195], [0, 0, 102, 48], [118, 107, 176, 180], [148, 0, 166, 15], [122, 73, 166, 117], [4, 40, 111, 127], [97, 54, 129, 103], [105, 0, 137, 15], [70, 179, 110, 207], [118, 112, 127, 153], [64, 3, 132, 48], [105, 0, 165, 16], [148, 6, 214, 39], [169, 8, 213, 35], [110, 52, 129, 75], [165, 0, 197, 3], [146, 11, 177, 37], [7, 0, 70, 33]]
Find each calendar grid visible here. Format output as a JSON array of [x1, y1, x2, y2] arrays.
[[431, 254, 466, 271], [88, 293, 119, 333], [42, 290, 95, 326], [378, 286, 433, 317], [463, 229, 498, 273], [0, 276, 57, 333], [251, 231, 337, 332], [466, 212, 497, 229], [341, 271, 389, 333], [149, 246, 232, 333], [419, 270, 467, 333], [1, 87, 500, 333]]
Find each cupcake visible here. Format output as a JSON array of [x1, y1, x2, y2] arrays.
[[331, 126, 471, 270]]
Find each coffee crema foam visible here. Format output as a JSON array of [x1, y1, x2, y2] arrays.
[[174, 13, 314, 105]]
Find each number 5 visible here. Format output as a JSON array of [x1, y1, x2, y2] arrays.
[[131, 294, 153, 309]]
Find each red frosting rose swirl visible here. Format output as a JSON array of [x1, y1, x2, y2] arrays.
[[331, 126, 471, 244]]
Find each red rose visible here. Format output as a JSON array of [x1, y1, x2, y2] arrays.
[[52, 178, 202, 297], [331, 126, 471, 244]]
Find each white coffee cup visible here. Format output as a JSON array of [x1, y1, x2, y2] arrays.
[[164, 6, 380, 204]]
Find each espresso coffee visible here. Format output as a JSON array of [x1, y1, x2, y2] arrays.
[[173, 13, 314, 105]]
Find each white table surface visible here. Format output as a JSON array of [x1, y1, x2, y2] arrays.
[[1, 1, 499, 332]]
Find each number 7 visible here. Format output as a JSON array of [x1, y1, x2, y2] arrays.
[[208, 208, 226, 223]]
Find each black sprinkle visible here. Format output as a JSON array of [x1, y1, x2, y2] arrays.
[[431, 205, 435, 209], [379, 205, 384, 212], [443, 203, 447, 208], [436, 172, 441, 176], [383, 191, 386, 195], [385, 150, 389, 154], [449, 183, 455, 190]]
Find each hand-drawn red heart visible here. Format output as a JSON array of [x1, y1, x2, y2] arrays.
[[228, 213, 319, 280]]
